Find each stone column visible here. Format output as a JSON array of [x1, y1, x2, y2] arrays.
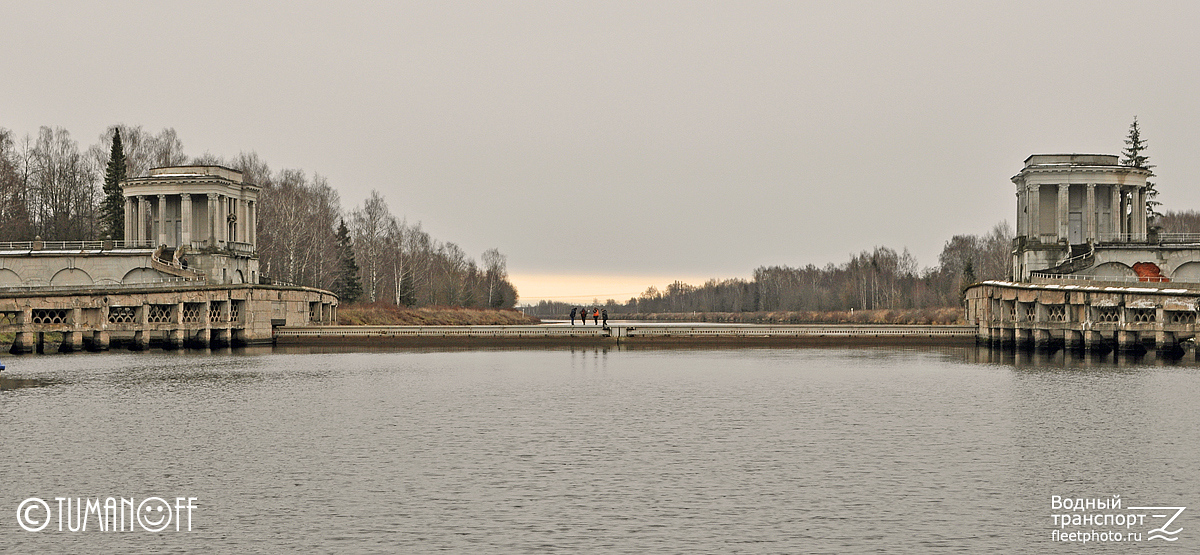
[[1029, 184, 1040, 241], [181, 193, 192, 247], [1057, 184, 1069, 242], [1015, 190, 1025, 238], [249, 200, 257, 247], [157, 194, 167, 246], [124, 197, 135, 243], [138, 196, 149, 245], [1135, 188, 1146, 239], [232, 197, 241, 244], [218, 194, 226, 244], [1111, 186, 1122, 241], [1085, 184, 1096, 242], [208, 193, 218, 245]]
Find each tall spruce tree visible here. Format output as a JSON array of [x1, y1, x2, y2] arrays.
[[333, 219, 363, 303], [1121, 116, 1160, 220], [100, 128, 127, 239]]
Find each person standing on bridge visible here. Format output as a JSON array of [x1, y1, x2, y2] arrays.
[[601, 309, 608, 328], [593, 308, 599, 325], [570, 307, 577, 325]]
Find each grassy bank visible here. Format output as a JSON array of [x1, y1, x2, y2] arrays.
[[337, 304, 541, 326], [608, 307, 964, 325]]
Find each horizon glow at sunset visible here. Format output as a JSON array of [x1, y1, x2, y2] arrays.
[[508, 273, 726, 306]]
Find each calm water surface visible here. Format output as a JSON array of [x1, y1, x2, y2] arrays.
[[1, 346, 1198, 553]]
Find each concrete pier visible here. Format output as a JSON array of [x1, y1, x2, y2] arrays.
[[966, 279, 1200, 354], [2, 284, 336, 353]]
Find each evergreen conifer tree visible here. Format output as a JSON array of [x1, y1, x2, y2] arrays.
[[101, 128, 127, 239], [333, 219, 363, 303], [1121, 116, 1160, 220]]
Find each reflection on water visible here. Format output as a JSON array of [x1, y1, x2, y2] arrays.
[[1, 344, 1198, 552], [0, 374, 57, 390], [962, 343, 1200, 369]]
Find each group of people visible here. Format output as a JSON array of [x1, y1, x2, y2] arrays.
[[570, 307, 607, 327]]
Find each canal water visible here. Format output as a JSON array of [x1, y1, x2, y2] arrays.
[[1, 345, 1197, 553]]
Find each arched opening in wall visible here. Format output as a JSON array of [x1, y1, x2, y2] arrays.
[[0, 268, 22, 287], [122, 267, 164, 284], [1172, 261, 1200, 283], [233, 270, 244, 284], [50, 268, 94, 286], [1089, 262, 1135, 279]]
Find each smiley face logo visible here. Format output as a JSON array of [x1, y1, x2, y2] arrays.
[[137, 497, 173, 532]]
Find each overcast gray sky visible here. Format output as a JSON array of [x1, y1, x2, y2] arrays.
[[5, 1, 1200, 302]]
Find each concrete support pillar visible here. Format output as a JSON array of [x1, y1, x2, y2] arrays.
[[11, 331, 33, 354], [181, 193, 192, 247], [1085, 184, 1096, 242], [1117, 330, 1139, 352], [9, 308, 33, 354], [1015, 328, 1032, 349], [210, 301, 231, 347], [1084, 330, 1104, 351], [61, 331, 83, 353], [212, 327, 231, 347], [59, 307, 84, 352], [1064, 329, 1082, 350], [133, 302, 150, 351], [1156, 330, 1177, 354], [1111, 186, 1122, 241], [92, 330, 110, 351], [1033, 328, 1052, 350], [192, 300, 210, 348], [167, 301, 185, 349]]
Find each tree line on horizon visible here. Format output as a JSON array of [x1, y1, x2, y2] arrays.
[[525, 208, 1200, 317], [0, 124, 518, 309], [526, 222, 1016, 316]]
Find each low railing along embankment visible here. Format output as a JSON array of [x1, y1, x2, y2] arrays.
[[1028, 273, 1194, 287], [275, 324, 977, 345]]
